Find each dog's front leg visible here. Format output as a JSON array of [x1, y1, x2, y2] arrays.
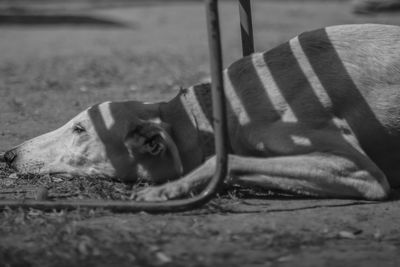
[[132, 156, 217, 201]]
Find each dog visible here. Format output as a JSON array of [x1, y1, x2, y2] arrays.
[[3, 24, 400, 201]]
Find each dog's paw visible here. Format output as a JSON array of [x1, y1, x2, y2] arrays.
[[131, 186, 169, 202], [131, 183, 188, 202]]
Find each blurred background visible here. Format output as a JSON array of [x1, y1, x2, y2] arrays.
[[1, 0, 400, 150]]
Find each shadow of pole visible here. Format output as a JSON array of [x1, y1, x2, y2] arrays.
[[0, 14, 133, 28]]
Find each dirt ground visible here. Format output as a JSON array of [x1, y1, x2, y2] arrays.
[[1, 1, 400, 266]]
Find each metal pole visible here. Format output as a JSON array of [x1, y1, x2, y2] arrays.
[[201, 0, 229, 199], [239, 0, 254, 56], [0, 0, 229, 213]]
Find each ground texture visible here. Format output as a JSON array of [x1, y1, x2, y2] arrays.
[[1, 1, 400, 266]]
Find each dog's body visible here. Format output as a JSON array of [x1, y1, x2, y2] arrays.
[[4, 24, 400, 201]]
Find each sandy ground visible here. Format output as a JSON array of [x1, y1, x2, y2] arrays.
[[1, 1, 400, 266]]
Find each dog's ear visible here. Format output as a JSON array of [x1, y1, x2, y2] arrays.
[[124, 120, 183, 176]]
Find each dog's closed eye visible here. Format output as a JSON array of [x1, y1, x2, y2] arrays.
[[72, 123, 86, 134]]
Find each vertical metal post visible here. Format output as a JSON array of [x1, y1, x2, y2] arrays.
[[239, 0, 254, 56], [202, 0, 229, 197]]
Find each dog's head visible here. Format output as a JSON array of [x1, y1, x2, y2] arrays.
[[3, 101, 183, 183]]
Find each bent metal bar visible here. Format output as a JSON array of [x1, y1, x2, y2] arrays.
[[0, 0, 254, 212]]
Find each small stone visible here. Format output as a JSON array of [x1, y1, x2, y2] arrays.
[[277, 254, 293, 262], [338, 231, 356, 239], [130, 85, 138, 91], [8, 173, 18, 179], [155, 251, 172, 264], [52, 177, 63, 183], [373, 229, 382, 240]]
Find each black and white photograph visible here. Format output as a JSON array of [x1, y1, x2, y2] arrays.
[[1, 0, 400, 266]]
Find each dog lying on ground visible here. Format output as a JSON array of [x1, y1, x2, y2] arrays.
[[3, 24, 400, 201]]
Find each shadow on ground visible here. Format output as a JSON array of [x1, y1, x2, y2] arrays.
[[0, 14, 133, 27]]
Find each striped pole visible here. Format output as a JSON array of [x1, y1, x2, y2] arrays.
[[239, 0, 254, 56]]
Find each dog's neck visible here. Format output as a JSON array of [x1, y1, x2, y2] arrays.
[[159, 83, 216, 174]]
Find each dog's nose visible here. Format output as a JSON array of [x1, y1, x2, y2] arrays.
[[3, 150, 17, 166]]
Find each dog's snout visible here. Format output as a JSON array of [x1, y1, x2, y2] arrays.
[[4, 150, 17, 165]]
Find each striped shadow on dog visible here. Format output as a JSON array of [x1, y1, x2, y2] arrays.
[[4, 24, 400, 202]]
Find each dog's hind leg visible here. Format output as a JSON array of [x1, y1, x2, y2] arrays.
[[133, 151, 390, 201], [228, 152, 390, 200]]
